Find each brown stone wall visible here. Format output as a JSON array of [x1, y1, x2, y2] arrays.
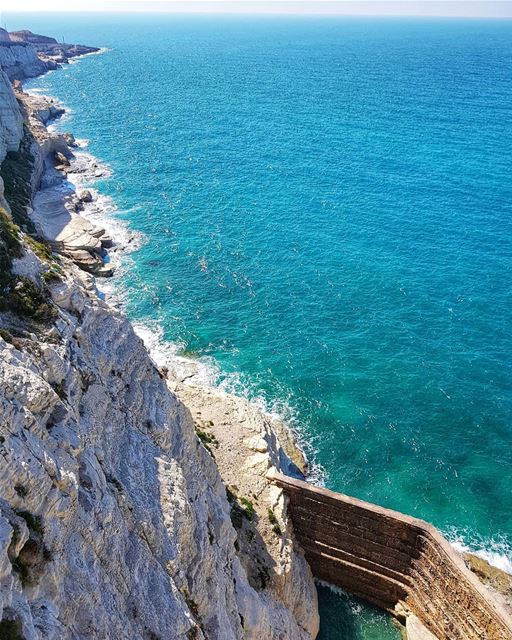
[[271, 473, 512, 639]]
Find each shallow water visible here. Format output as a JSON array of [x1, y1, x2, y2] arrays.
[[13, 12, 512, 637]]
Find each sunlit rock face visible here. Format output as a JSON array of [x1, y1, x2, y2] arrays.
[[0, 69, 22, 158], [0, 42, 50, 81], [0, 68, 23, 210], [0, 262, 317, 640]]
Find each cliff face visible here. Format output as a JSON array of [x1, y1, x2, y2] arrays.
[[0, 42, 53, 81], [0, 69, 23, 211], [0, 261, 316, 640], [0, 30, 98, 83], [0, 70, 23, 158], [0, 32, 319, 640]]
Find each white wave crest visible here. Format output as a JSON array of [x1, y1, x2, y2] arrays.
[[447, 529, 512, 575]]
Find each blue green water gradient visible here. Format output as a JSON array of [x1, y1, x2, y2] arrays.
[[13, 12, 512, 637]]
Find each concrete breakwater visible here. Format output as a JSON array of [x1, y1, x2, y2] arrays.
[[271, 472, 512, 639]]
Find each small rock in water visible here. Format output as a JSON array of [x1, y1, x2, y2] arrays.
[[63, 132, 77, 147], [55, 151, 70, 167], [49, 104, 65, 119], [101, 236, 113, 249], [79, 189, 93, 203]]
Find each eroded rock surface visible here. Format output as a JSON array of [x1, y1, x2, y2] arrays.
[[0, 256, 318, 640]]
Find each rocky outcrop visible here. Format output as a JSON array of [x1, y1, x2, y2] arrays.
[[9, 30, 100, 64], [31, 185, 113, 276], [9, 30, 59, 46], [0, 70, 23, 162], [0, 30, 98, 83], [13, 88, 115, 275], [0, 248, 318, 640], [0, 41, 53, 81], [465, 554, 512, 617]]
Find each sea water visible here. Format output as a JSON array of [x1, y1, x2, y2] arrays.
[[12, 12, 512, 638]]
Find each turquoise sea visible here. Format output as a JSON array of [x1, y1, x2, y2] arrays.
[[10, 12, 512, 638]]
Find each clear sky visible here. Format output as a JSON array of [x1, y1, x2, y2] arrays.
[[2, 0, 511, 17]]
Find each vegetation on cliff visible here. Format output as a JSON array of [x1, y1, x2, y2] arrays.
[[0, 129, 35, 231], [0, 207, 56, 323]]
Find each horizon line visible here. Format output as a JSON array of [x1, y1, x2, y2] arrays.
[[4, 11, 512, 19], [3, 1, 512, 19]]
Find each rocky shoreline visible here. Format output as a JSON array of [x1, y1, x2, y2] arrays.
[[0, 29, 320, 640], [16, 56, 314, 479], [17, 88, 115, 276], [0, 28, 99, 81]]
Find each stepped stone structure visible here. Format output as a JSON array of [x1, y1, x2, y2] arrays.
[[271, 472, 512, 640]]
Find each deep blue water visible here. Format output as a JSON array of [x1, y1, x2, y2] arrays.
[[11, 12, 512, 638]]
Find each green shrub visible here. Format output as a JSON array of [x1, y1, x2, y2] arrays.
[[227, 491, 255, 529], [24, 236, 54, 262], [0, 129, 35, 230], [268, 508, 282, 536], [0, 617, 24, 640], [230, 507, 243, 530], [256, 563, 270, 590], [0, 276, 56, 322], [0, 208, 22, 289], [239, 497, 255, 520], [50, 381, 66, 401], [0, 329, 14, 344], [14, 485, 28, 498], [41, 267, 62, 284], [105, 473, 123, 492], [0, 208, 58, 324], [11, 557, 30, 586], [15, 510, 43, 535], [196, 428, 219, 453]]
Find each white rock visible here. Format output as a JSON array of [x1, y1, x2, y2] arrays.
[[406, 614, 439, 640], [0, 68, 23, 165], [246, 436, 269, 453]]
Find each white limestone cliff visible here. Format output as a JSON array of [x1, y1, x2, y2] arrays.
[[0, 31, 319, 640], [0, 253, 318, 640], [0, 68, 23, 211], [0, 42, 52, 82]]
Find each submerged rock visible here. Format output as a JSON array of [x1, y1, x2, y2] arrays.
[[465, 554, 512, 614]]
